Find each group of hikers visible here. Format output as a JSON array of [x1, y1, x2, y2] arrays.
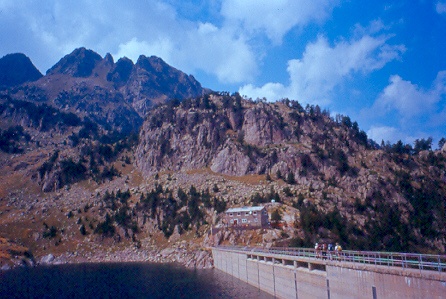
[[314, 242, 342, 259]]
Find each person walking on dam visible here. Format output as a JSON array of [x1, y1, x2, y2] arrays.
[[335, 243, 342, 258]]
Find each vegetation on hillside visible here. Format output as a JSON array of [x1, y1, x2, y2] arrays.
[[138, 93, 446, 253], [0, 125, 30, 153], [91, 184, 226, 241], [0, 96, 82, 131]]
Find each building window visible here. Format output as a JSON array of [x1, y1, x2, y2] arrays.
[[253, 212, 257, 215], [245, 212, 250, 216], [237, 212, 241, 216], [242, 219, 247, 223], [229, 213, 233, 217]]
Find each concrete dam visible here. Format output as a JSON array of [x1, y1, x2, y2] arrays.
[[212, 246, 446, 299]]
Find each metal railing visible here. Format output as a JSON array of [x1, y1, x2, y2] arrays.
[[215, 245, 446, 273]]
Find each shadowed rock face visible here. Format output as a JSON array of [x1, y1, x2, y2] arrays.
[[0, 53, 43, 89], [107, 57, 134, 87]]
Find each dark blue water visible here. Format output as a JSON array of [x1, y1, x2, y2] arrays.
[[0, 262, 274, 299]]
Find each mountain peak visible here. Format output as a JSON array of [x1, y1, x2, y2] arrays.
[[104, 53, 114, 65], [135, 55, 170, 72], [3, 47, 205, 118], [46, 47, 103, 77], [107, 56, 134, 86], [130, 54, 203, 102], [0, 53, 43, 88]]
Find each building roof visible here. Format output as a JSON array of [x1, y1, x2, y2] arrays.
[[225, 206, 265, 213]]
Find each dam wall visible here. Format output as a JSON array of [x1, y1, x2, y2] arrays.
[[212, 247, 446, 299]]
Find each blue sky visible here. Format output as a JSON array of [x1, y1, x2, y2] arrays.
[[1, 0, 445, 146]]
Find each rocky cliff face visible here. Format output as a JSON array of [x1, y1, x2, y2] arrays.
[[136, 93, 367, 180], [136, 93, 446, 253]]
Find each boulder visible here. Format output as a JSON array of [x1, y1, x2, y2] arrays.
[[40, 254, 55, 264]]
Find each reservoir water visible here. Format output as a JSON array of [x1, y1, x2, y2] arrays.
[[0, 262, 274, 298]]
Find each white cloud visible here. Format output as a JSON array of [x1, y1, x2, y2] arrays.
[[373, 71, 446, 119], [436, 2, 446, 14], [367, 126, 407, 144], [239, 82, 287, 101], [365, 71, 446, 144], [178, 23, 257, 83], [353, 19, 387, 36], [239, 33, 405, 105], [115, 37, 174, 63], [115, 23, 258, 84], [220, 0, 339, 43]]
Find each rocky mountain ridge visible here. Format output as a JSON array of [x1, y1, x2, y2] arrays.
[[1, 48, 204, 134], [0, 52, 445, 270]]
